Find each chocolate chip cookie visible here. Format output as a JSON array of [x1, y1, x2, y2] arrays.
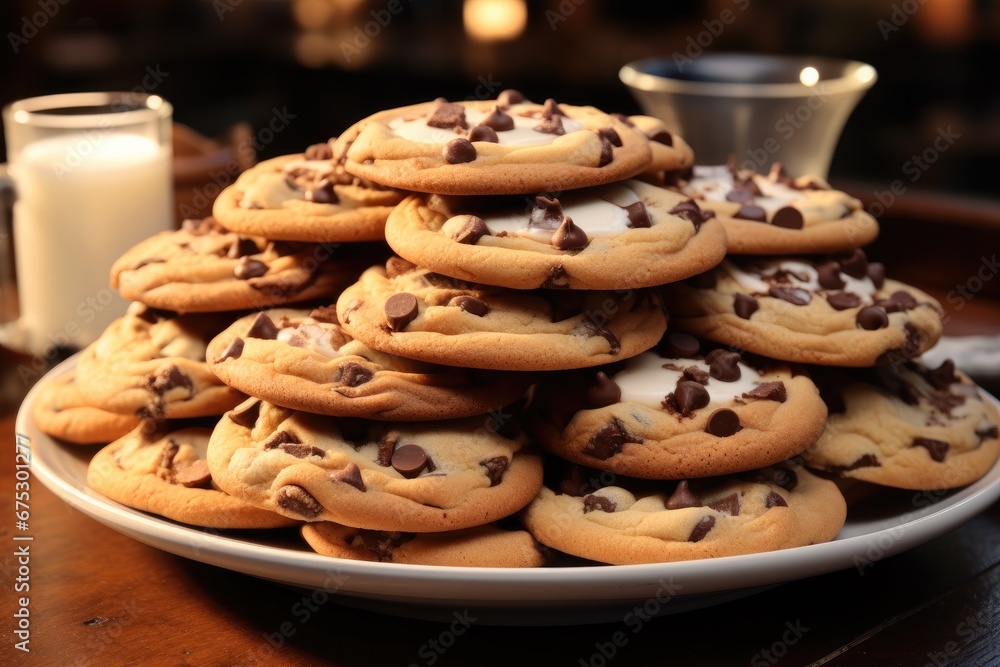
[[87, 422, 298, 528], [335, 92, 653, 195], [206, 308, 532, 420], [626, 114, 696, 175], [800, 360, 1000, 489], [212, 145, 404, 242], [206, 399, 544, 532], [31, 369, 141, 445], [111, 217, 367, 312], [661, 250, 944, 367], [528, 332, 828, 478], [520, 460, 846, 564], [668, 162, 878, 254], [336, 258, 668, 371], [382, 180, 726, 290]]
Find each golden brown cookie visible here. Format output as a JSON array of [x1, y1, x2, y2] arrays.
[[31, 369, 141, 445], [383, 180, 726, 291], [336, 259, 668, 371]]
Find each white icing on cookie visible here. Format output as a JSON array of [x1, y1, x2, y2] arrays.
[[725, 259, 878, 300], [683, 165, 802, 213], [388, 108, 585, 147], [614, 351, 765, 409], [278, 323, 342, 359]]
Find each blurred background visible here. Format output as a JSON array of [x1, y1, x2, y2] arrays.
[[1, 0, 998, 199]]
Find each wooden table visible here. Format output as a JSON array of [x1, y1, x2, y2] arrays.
[[2, 191, 1000, 666]]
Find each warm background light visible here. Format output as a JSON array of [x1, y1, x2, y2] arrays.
[[463, 0, 528, 42]]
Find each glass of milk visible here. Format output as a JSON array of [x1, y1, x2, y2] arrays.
[[1, 92, 173, 356]]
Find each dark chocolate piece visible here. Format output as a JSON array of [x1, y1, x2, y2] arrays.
[[624, 201, 651, 228], [551, 216, 589, 250], [583, 494, 617, 513], [705, 408, 742, 437], [583, 418, 643, 460], [276, 485, 323, 519], [215, 337, 244, 363], [733, 293, 759, 319], [856, 306, 889, 330], [771, 206, 804, 229], [688, 515, 716, 542], [384, 292, 420, 331], [452, 216, 491, 244], [246, 312, 280, 340], [443, 138, 477, 164], [330, 463, 366, 492], [448, 295, 490, 317], [391, 444, 429, 478], [913, 437, 949, 462], [586, 372, 621, 407], [665, 480, 701, 509], [480, 456, 509, 487]]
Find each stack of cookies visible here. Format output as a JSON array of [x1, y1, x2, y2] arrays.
[[30, 88, 1000, 569]]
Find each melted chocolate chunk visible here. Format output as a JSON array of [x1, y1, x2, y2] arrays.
[[707, 492, 741, 516], [648, 129, 673, 146], [262, 430, 300, 451], [868, 262, 886, 290], [452, 216, 491, 244], [827, 292, 862, 311], [977, 424, 999, 443], [551, 216, 589, 250], [228, 399, 262, 428], [143, 365, 192, 396], [497, 89, 526, 107], [391, 444, 430, 478], [227, 237, 260, 259], [443, 138, 477, 164], [682, 365, 710, 385], [856, 305, 889, 330], [276, 485, 323, 519], [688, 515, 716, 542], [304, 142, 333, 160], [669, 380, 710, 417], [913, 437, 949, 462], [665, 480, 702, 509], [350, 529, 409, 562], [480, 456, 509, 487], [234, 257, 268, 280], [734, 293, 759, 319], [838, 249, 869, 279], [834, 453, 881, 471], [624, 201, 651, 228], [668, 199, 714, 230], [709, 352, 742, 382], [662, 331, 700, 359], [597, 133, 615, 167], [771, 206, 804, 229], [427, 102, 467, 130], [469, 125, 498, 143], [480, 105, 514, 131], [246, 312, 280, 340], [661, 166, 693, 187], [598, 126, 623, 147], [583, 418, 643, 460], [277, 442, 327, 459], [769, 286, 811, 306], [215, 337, 244, 363], [888, 290, 918, 311], [529, 196, 565, 230], [448, 295, 490, 317], [817, 262, 846, 290], [735, 204, 767, 222], [743, 381, 787, 402], [330, 463, 366, 492], [583, 494, 616, 513], [581, 320, 621, 354], [173, 460, 212, 489], [338, 362, 374, 387], [925, 359, 958, 390], [764, 491, 788, 508], [384, 292, 420, 332], [586, 372, 621, 407], [534, 115, 565, 135], [376, 435, 398, 467], [705, 408, 742, 437]]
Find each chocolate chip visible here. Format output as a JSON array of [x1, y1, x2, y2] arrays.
[[581, 320, 621, 354], [688, 515, 716, 542], [833, 453, 881, 471], [665, 480, 702, 509], [481, 105, 514, 131], [443, 138, 476, 164], [611, 113, 635, 127], [772, 206, 804, 229], [583, 418, 643, 460], [551, 216, 589, 250], [586, 372, 621, 407], [452, 215, 491, 244], [276, 485, 323, 519], [143, 364, 192, 396], [977, 424, 999, 443], [682, 365, 710, 384], [648, 129, 673, 146], [448, 295, 490, 317], [817, 262, 846, 290], [709, 352, 742, 382], [173, 459, 212, 489], [427, 102, 467, 130], [913, 437, 949, 462], [733, 293, 759, 319], [671, 380, 710, 417], [391, 444, 429, 478], [597, 133, 615, 167], [277, 442, 327, 459], [668, 199, 714, 229], [262, 430, 300, 450], [743, 381, 787, 402], [598, 127, 623, 147], [839, 249, 869, 279], [827, 292, 862, 310], [228, 399, 261, 429], [888, 290, 918, 311], [624, 201, 651, 228], [497, 89, 526, 107], [215, 337, 244, 363], [384, 292, 420, 332], [469, 126, 498, 143], [926, 359, 958, 390], [868, 262, 886, 289], [540, 98, 565, 119], [768, 286, 811, 306], [703, 348, 728, 364], [246, 312, 280, 340], [856, 305, 889, 330], [338, 362, 374, 387], [304, 142, 333, 160], [529, 196, 564, 230], [735, 204, 767, 222], [227, 237, 260, 259], [376, 435, 397, 467], [746, 465, 799, 490], [234, 257, 268, 280], [661, 166, 693, 187], [764, 491, 788, 508], [330, 463, 366, 492], [534, 115, 565, 135], [583, 494, 616, 513], [480, 456, 509, 487], [705, 408, 742, 437], [662, 331, 700, 359], [707, 492, 740, 516], [308, 305, 340, 324]]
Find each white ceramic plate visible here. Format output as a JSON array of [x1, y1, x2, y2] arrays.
[[19, 356, 1000, 625]]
